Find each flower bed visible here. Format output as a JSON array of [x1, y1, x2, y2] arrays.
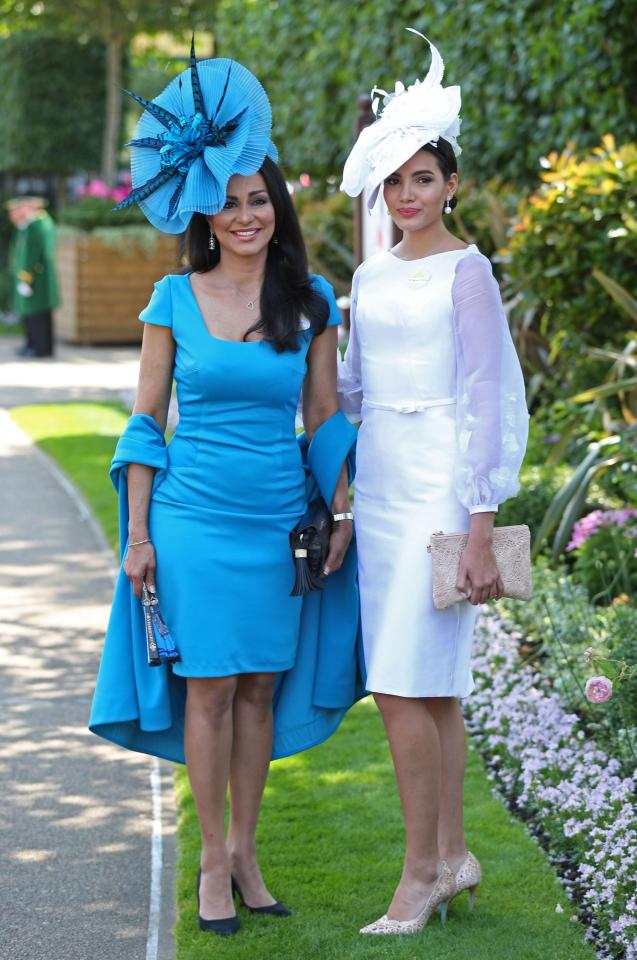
[[465, 610, 637, 959]]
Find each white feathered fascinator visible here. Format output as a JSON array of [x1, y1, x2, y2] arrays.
[[341, 29, 461, 211]]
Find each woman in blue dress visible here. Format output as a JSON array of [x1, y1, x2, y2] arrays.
[[105, 46, 353, 935]]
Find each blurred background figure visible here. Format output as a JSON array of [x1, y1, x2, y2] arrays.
[[7, 195, 59, 357]]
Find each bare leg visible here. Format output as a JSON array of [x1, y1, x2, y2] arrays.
[[227, 672, 277, 907], [374, 693, 442, 921], [426, 696, 469, 874], [185, 675, 237, 920]]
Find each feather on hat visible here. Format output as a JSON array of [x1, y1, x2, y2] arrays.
[[341, 30, 461, 211], [115, 38, 278, 233]]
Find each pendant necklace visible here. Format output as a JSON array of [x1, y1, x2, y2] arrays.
[[229, 284, 260, 310]]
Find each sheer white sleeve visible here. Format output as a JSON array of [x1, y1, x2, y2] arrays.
[[337, 267, 363, 420], [452, 254, 529, 514]]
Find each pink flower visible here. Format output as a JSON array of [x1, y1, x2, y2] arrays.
[[585, 676, 613, 704], [110, 186, 129, 204], [84, 178, 111, 199]]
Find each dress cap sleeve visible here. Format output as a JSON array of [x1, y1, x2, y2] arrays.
[[138, 275, 173, 328], [310, 274, 342, 327]]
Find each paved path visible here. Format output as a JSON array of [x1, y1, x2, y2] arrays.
[[0, 335, 140, 408], [0, 335, 176, 960]]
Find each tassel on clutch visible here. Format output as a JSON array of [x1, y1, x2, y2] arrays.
[[141, 582, 181, 667], [289, 496, 332, 596]]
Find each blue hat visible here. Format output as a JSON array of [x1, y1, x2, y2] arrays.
[[115, 38, 278, 234]]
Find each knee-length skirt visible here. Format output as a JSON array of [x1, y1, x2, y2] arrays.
[[354, 403, 478, 698]]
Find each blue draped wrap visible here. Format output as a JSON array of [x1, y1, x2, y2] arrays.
[[89, 410, 365, 762]]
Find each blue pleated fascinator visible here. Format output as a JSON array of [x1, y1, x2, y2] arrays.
[[115, 38, 278, 233]]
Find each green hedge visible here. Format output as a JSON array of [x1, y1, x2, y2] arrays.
[[215, 0, 637, 184], [505, 136, 637, 392], [0, 33, 105, 175]]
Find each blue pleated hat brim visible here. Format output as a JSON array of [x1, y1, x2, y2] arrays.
[[130, 58, 278, 234]]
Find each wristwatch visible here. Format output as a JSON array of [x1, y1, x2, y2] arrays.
[[333, 512, 354, 522]]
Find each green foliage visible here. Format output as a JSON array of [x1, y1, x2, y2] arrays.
[[529, 270, 637, 557], [215, 0, 637, 184], [61, 197, 147, 232], [295, 190, 354, 296], [568, 512, 637, 605], [505, 136, 637, 392], [450, 179, 523, 270], [0, 32, 106, 175], [0, 185, 14, 311], [498, 464, 571, 542]]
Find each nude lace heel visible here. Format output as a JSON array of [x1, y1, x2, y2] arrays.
[[360, 861, 456, 936], [452, 851, 482, 910]]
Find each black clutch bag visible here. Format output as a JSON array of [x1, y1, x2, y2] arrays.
[[141, 582, 181, 667], [289, 496, 332, 596]]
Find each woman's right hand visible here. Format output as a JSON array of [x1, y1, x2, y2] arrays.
[[124, 541, 156, 598]]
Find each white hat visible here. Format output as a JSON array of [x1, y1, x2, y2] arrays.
[[341, 30, 461, 211]]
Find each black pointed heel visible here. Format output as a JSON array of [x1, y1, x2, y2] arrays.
[[231, 876, 292, 917], [197, 868, 240, 935]]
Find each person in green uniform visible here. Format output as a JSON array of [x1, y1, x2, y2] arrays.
[[7, 196, 59, 357]]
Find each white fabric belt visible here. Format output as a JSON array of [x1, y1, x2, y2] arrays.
[[362, 397, 456, 413]]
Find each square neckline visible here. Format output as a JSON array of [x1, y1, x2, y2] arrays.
[[185, 273, 265, 345]]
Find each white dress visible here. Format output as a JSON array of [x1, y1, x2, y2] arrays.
[[338, 245, 529, 698]]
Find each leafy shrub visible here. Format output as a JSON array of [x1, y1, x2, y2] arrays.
[[61, 196, 146, 232], [216, 0, 637, 185], [0, 33, 106, 175], [505, 136, 637, 393], [295, 190, 354, 296], [451, 178, 523, 270], [567, 509, 637, 605], [498, 463, 571, 541]]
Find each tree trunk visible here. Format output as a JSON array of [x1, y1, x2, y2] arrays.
[[101, 35, 123, 187]]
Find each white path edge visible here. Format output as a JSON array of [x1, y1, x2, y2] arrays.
[[147, 756, 163, 960], [3, 409, 165, 960]]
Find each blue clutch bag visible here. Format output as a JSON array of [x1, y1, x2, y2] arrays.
[[141, 582, 181, 667]]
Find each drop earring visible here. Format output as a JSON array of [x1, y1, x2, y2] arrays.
[[444, 198, 452, 215], [209, 231, 216, 251]]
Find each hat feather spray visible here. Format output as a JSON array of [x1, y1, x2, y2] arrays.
[[341, 29, 461, 210]]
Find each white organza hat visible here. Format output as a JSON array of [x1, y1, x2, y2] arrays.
[[341, 30, 461, 211]]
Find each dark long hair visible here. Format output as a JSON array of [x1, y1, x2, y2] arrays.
[[185, 157, 329, 351], [421, 138, 459, 211]]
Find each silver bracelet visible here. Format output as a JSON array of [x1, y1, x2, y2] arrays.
[[333, 512, 354, 522], [128, 537, 152, 546]]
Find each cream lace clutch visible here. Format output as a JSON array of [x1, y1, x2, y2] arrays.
[[427, 524, 532, 609]]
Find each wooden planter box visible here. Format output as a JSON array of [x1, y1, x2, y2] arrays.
[[55, 230, 180, 344]]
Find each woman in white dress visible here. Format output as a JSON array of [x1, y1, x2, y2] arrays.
[[339, 32, 529, 935]]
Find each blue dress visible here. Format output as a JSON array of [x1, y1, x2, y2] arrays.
[[139, 271, 341, 678]]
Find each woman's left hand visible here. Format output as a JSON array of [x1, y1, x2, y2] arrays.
[[323, 520, 353, 576], [456, 534, 504, 605]]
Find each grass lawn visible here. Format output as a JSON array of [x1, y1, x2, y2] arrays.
[[13, 401, 597, 960], [0, 321, 22, 335]]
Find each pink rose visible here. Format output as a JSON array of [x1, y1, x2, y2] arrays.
[[585, 676, 613, 704]]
